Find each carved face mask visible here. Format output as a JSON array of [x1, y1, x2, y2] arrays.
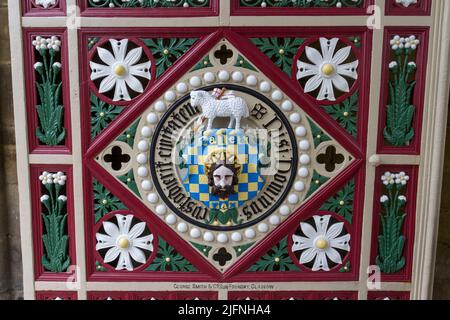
[[213, 165, 234, 188], [211, 165, 236, 199]]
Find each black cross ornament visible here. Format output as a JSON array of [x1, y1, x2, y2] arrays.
[[316, 146, 345, 172], [104, 146, 131, 171]]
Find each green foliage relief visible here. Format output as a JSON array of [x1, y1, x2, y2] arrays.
[[240, 0, 364, 8], [91, 93, 124, 140], [384, 43, 419, 146], [248, 238, 299, 272], [93, 179, 127, 223], [323, 91, 358, 138], [40, 174, 70, 272], [147, 238, 197, 272], [321, 179, 355, 224], [376, 173, 408, 273], [141, 38, 198, 78], [34, 43, 66, 146], [88, 0, 210, 8], [251, 38, 304, 76]]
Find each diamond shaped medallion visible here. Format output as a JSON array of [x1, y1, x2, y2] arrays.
[[93, 36, 358, 276]]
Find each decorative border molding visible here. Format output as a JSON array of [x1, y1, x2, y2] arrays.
[[7, 0, 450, 300], [231, 0, 374, 16], [77, 0, 220, 17]]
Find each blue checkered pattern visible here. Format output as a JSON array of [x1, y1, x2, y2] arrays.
[[183, 129, 264, 210]]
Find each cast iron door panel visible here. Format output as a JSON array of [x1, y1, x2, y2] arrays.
[[9, 0, 450, 300]]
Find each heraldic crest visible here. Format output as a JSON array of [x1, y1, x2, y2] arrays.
[[179, 88, 265, 226]]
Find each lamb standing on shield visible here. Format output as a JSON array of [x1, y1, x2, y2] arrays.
[[190, 90, 249, 134]]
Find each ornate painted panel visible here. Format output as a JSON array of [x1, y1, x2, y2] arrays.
[[8, 0, 450, 300]]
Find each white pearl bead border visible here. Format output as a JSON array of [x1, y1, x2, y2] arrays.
[[131, 66, 315, 246]]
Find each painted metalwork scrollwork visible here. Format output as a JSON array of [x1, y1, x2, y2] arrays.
[[87, 0, 210, 8], [239, 0, 364, 8]]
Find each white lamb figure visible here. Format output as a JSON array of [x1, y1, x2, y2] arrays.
[[190, 90, 249, 133]]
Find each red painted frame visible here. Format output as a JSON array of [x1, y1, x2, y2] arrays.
[[376, 27, 429, 155], [87, 291, 218, 300], [35, 291, 78, 300], [22, 0, 67, 17], [230, 0, 374, 16], [367, 291, 411, 300], [228, 291, 358, 300], [77, 0, 219, 17], [30, 165, 76, 282], [385, 0, 432, 16], [369, 165, 419, 282], [79, 27, 370, 282], [23, 28, 72, 155]]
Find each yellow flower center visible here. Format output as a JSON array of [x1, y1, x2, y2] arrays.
[[278, 49, 285, 55], [163, 49, 170, 55], [117, 236, 130, 249], [113, 64, 127, 77], [315, 238, 329, 250], [321, 63, 335, 76], [165, 257, 171, 263]]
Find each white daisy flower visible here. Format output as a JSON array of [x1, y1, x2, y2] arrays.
[[35, 0, 57, 9], [381, 172, 396, 185], [398, 195, 407, 202], [291, 215, 350, 271], [90, 39, 151, 102], [396, 0, 417, 8], [52, 172, 67, 186], [296, 38, 359, 102], [404, 35, 420, 50], [395, 172, 410, 185], [58, 195, 67, 202], [390, 35, 405, 50], [40, 195, 50, 202], [380, 195, 389, 203], [96, 214, 153, 271], [45, 36, 61, 51], [39, 171, 54, 185]]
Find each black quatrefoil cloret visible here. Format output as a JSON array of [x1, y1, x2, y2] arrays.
[[214, 45, 233, 65], [104, 146, 131, 171], [213, 248, 232, 267], [316, 146, 345, 172]]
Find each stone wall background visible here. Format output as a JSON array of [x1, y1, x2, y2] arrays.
[[0, 1, 449, 300], [0, 0, 23, 300]]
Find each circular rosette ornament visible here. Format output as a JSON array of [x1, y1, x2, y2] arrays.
[[295, 37, 359, 102], [289, 214, 350, 271], [95, 212, 156, 271], [90, 38, 154, 104]]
